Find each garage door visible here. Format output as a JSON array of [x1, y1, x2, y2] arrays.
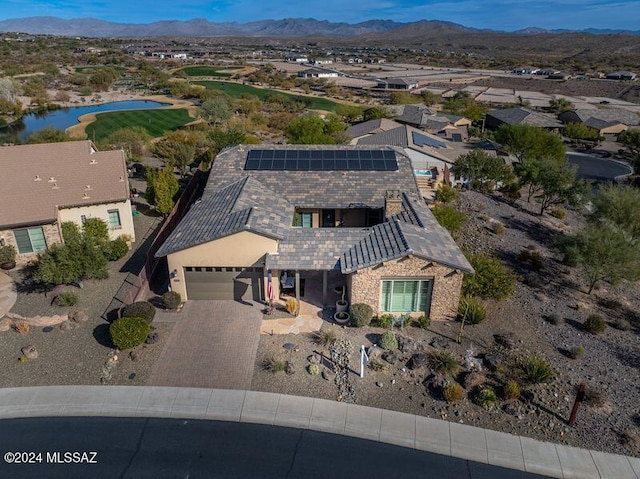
[[184, 267, 263, 301]]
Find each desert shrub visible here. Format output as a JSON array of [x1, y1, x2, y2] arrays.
[[519, 248, 544, 271], [475, 387, 498, 409], [315, 329, 337, 347], [429, 350, 459, 376], [457, 296, 486, 324], [569, 346, 585, 360], [435, 183, 459, 203], [54, 290, 78, 307], [502, 380, 520, 400], [307, 363, 320, 376], [285, 298, 298, 315], [122, 301, 156, 323], [443, 382, 465, 402], [521, 354, 555, 384], [13, 320, 30, 334], [546, 314, 563, 325], [82, 217, 109, 244], [463, 254, 515, 301], [549, 206, 567, 219], [432, 205, 467, 233], [262, 356, 287, 373], [583, 386, 607, 408], [376, 313, 394, 328], [500, 182, 521, 202], [368, 360, 388, 372], [350, 303, 373, 327], [104, 237, 129, 261], [0, 244, 16, 264], [162, 291, 181, 310], [585, 314, 607, 335], [416, 315, 431, 329], [379, 331, 398, 351], [612, 318, 631, 331], [490, 221, 505, 235], [109, 316, 150, 350]]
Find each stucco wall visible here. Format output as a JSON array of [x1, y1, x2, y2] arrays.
[[1, 223, 61, 264], [166, 231, 278, 300], [349, 256, 463, 321], [57, 200, 136, 242]]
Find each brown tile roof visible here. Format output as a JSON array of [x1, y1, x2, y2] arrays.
[[0, 140, 129, 228]]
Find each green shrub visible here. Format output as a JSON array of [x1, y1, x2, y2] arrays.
[[429, 350, 459, 377], [163, 291, 182, 310], [61, 221, 83, 245], [490, 221, 505, 235], [457, 296, 486, 324], [519, 248, 544, 271], [435, 183, 459, 203], [475, 387, 498, 409], [376, 314, 394, 328], [262, 356, 287, 373], [368, 360, 388, 372], [443, 382, 465, 402], [569, 346, 585, 360], [379, 331, 398, 351], [502, 380, 520, 400], [612, 318, 631, 331], [583, 386, 607, 408], [104, 237, 129, 261], [585, 314, 607, 335], [350, 303, 373, 327], [463, 254, 515, 301], [54, 290, 79, 307], [432, 205, 468, 233], [0, 244, 17, 264], [315, 328, 337, 347], [122, 301, 156, 323], [416, 315, 431, 329], [521, 354, 555, 384], [307, 363, 320, 376], [109, 316, 151, 350], [549, 206, 567, 219], [83, 218, 109, 244]]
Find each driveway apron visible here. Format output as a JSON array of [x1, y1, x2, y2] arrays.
[[148, 300, 262, 389]]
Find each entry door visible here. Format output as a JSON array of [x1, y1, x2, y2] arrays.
[[322, 209, 336, 227]]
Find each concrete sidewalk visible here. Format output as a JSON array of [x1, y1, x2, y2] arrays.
[[0, 386, 638, 479]]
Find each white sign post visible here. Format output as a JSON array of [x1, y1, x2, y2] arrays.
[[360, 345, 369, 379]]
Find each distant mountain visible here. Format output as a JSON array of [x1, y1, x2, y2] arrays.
[[515, 26, 640, 35], [0, 16, 406, 37]]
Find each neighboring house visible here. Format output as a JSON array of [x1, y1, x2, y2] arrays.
[[485, 107, 563, 131], [297, 69, 338, 79], [558, 109, 638, 136], [309, 58, 333, 65], [285, 55, 308, 63], [392, 105, 471, 142], [155, 145, 472, 321], [345, 118, 403, 140], [376, 78, 419, 90], [512, 67, 539, 75], [605, 71, 636, 81], [0, 141, 135, 263]]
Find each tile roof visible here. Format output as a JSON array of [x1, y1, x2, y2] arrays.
[[572, 108, 639, 126], [155, 176, 294, 257], [356, 125, 450, 163], [345, 118, 403, 139], [395, 105, 435, 127], [487, 108, 562, 128], [207, 145, 420, 210], [0, 140, 129, 228]]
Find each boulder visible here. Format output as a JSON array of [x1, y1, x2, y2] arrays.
[[407, 353, 430, 370], [494, 333, 516, 350], [463, 372, 486, 389], [483, 353, 501, 370], [129, 351, 140, 362], [430, 337, 448, 349], [322, 368, 335, 381], [0, 318, 11, 332], [397, 335, 424, 354], [145, 332, 159, 344], [59, 321, 72, 331], [71, 310, 89, 323], [21, 345, 38, 359], [383, 352, 399, 365]]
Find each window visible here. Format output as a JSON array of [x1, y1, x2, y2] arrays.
[[13, 227, 47, 254], [380, 279, 433, 313], [107, 209, 121, 229], [300, 212, 312, 228]]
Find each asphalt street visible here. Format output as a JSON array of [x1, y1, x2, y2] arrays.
[[0, 417, 552, 479]]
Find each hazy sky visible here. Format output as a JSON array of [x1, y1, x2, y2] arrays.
[[1, 0, 638, 31]]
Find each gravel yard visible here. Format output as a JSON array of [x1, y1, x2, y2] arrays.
[[251, 190, 640, 457]]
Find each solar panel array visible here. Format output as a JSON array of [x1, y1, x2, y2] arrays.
[[411, 131, 447, 149], [244, 149, 398, 171]]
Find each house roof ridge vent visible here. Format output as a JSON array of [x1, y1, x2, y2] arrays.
[[34, 175, 42, 181], [48, 176, 56, 182], [90, 158, 98, 165]]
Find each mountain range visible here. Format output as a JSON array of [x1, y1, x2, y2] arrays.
[[0, 16, 639, 38]]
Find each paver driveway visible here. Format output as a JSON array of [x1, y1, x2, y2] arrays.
[[148, 300, 262, 389]]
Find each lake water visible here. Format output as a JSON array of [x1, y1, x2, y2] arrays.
[[11, 100, 168, 140]]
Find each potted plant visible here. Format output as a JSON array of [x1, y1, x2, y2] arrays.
[[0, 245, 17, 270], [336, 286, 348, 313], [333, 311, 350, 324]]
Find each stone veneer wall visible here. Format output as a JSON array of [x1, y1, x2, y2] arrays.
[[0, 223, 62, 264], [349, 256, 463, 321]]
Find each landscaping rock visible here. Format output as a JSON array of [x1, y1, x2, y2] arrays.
[[430, 336, 448, 349], [483, 353, 501, 370], [494, 333, 516, 349], [0, 318, 11, 332], [145, 332, 159, 344], [71, 310, 89, 323], [21, 345, 38, 359], [129, 351, 140, 362], [322, 368, 335, 381], [463, 372, 486, 389], [308, 354, 321, 364], [383, 352, 399, 365], [397, 335, 424, 354], [59, 321, 72, 331], [503, 402, 522, 417], [407, 353, 430, 370]]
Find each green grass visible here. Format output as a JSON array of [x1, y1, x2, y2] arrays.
[[74, 66, 126, 73], [85, 108, 193, 142], [193, 80, 341, 112], [178, 66, 242, 77]]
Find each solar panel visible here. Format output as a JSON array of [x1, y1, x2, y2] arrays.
[[244, 150, 397, 171]]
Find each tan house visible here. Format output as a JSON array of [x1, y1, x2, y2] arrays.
[[0, 140, 135, 263], [155, 145, 472, 321]]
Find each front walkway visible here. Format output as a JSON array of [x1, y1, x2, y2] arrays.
[[0, 271, 16, 319], [0, 386, 637, 479], [148, 301, 262, 389]]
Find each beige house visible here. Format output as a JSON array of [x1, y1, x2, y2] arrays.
[[0, 140, 135, 263], [155, 145, 472, 321]]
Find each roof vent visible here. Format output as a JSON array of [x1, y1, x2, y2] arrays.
[[119, 176, 124, 182], [48, 176, 56, 182], [34, 175, 41, 181], [83, 192, 90, 199], [52, 182, 59, 190], [85, 184, 92, 190], [90, 158, 97, 165]]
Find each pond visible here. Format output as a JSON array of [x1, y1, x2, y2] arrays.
[[566, 152, 632, 183], [7, 100, 169, 141]]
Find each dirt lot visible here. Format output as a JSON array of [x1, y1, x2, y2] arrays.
[[252, 190, 640, 457]]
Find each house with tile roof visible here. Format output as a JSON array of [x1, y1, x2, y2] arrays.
[[155, 145, 472, 321], [558, 108, 638, 136], [0, 140, 135, 263], [485, 107, 562, 131]]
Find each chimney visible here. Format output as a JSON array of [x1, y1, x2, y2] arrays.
[[385, 190, 402, 219]]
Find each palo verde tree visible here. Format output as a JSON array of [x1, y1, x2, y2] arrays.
[[590, 183, 640, 240], [199, 96, 232, 127], [453, 149, 513, 191], [99, 126, 151, 163], [536, 160, 589, 215], [286, 113, 347, 144], [548, 97, 573, 113]]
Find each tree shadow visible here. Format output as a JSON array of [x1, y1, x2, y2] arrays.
[[93, 323, 114, 348], [564, 318, 585, 332], [118, 221, 164, 275]]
